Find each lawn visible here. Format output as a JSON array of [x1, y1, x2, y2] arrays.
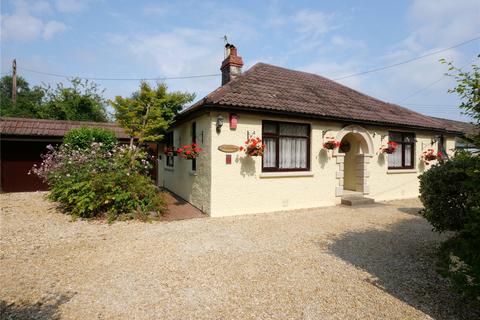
[[1, 192, 477, 319]]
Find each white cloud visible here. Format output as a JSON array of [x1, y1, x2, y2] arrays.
[[294, 10, 335, 39], [330, 35, 366, 50], [108, 28, 225, 99], [1, 12, 44, 41], [406, 0, 480, 47], [43, 20, 67, 39], [55, 0, 91, 13], [1, 0, 71, 42], [143, 4, 169, 16]]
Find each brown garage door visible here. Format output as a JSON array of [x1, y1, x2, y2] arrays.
[[1, 140, 52, 192]]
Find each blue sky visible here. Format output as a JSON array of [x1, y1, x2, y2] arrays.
[[1, 0, 479, 121]]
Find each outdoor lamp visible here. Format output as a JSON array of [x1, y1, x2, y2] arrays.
[[216, 114, 224, 130]]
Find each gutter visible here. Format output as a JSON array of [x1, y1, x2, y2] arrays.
[[175, 103, 464, 136]]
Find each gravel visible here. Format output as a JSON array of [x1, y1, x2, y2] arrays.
[[1, 192, 478, 320]]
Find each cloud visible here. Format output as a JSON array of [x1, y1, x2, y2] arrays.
[[55, 0, 91, 13], [43, 20, 67, 39], [1, 0, 72, 42], [406, 0, 480, 47], [1, 12, 66, 41], [294, 10, 335, 39], [143, 3, 169, 16], [107, 28, 225, 99]]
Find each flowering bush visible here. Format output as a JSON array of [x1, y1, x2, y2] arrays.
[[176, 143, 202, 159], [323, 137, 340, 150], [380, 141, 398, 154], [239, 137, 265, 157], [421, 149, 442, 165], [31, 141, 166, 221]]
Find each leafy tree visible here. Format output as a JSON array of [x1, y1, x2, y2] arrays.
[[0, 75, 44, 118], [441, 56, 480, 146], [110, 81, 194, 145], [39, 78, 109, 122]]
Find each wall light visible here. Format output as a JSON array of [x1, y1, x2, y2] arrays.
[[216, 114, 224, 132]]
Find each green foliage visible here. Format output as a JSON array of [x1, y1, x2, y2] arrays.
[[39, 78, 109, 122], [48, 170, 165, 222], [437, 233, 480, 301], [0, 75, 109, 122], [441, 56, 480, 147], [419, 151, 480, 232], [32, 140, 166, 221], [63, 127, 117, 151], [110, 81, 194, 143], [0, 75, 44, 118], [419, 151, 480, 301]]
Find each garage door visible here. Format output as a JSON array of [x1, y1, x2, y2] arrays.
[[1, 141, 51, 192]]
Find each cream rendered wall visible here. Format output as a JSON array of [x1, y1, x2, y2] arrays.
[[365, 127, 456, 202], [162, 113, 212, 214], [208, 111, 456, 217]]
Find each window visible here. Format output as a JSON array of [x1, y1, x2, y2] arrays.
[[438, 135, 448, 159], [388, 131, 415, 169], [262, 121, 310, 172], [165, 131, 174, 167], [191, 122, 196, 171]]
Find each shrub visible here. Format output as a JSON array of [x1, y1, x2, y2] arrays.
[[63, 127, 117, 151], [32, 142, 166, 221], [419, 151, 480, 232], [419, 151, 480, 301]]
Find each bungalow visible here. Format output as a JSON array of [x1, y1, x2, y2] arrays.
[[160, 44, 463, 217]]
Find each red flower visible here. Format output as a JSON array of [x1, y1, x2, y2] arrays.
[[239, 146, 244, 151], [185, 150, 191, 155], [176, 148, 183, 153]]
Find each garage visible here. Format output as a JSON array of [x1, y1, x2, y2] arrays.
[[0, 117, 130, 192]]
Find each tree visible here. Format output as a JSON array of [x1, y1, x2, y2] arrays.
[[441, 56, 480, 146], [110, 81, 194, 145], [0, 75, 44, 118], [39, 78, 109, 122], [0, 75, 109, 122]]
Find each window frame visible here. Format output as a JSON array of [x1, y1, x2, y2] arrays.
[[165, 131, 174, 167], [261, 120, 311, 172], [388, 131, 415, 170]]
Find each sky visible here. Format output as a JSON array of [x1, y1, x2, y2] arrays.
[[1, 0, 479, 122]]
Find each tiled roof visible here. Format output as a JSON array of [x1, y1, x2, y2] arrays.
[[0, 117, 129, 139], [186, 63, 462, 133], [431, 117, 477, 136]]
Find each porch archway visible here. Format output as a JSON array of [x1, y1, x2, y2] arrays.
[[332, 125, 374, 197]]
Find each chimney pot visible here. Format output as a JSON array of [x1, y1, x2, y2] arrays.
[[221, 43, 243, 85]]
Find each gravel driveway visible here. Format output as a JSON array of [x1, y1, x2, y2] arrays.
[[1, 192, 477, 319]]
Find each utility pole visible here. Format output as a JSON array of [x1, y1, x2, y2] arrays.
[[12, 59, 17, 103]]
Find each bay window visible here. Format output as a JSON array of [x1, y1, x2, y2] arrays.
[[388, 131, 415, 169], [262, 121, 310, 172]]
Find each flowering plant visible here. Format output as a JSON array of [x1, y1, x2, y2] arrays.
[[421, 149, 442, 165], [323, 137, 341, 150], [163, 146, 175, 156], [239, 137, 265, 157], [380, 141, 398, 154], [176, 143, 202, 159]]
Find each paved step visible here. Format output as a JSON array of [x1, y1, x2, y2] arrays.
[[341, 196, 375, 206]]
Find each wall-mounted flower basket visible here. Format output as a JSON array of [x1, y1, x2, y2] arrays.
[[239, 137, 265, 157], [323, 137, 340, 150], [176, 143, 202, 160], [421, 149, 441, 165], [380, 141, 398, 154], [164, 147, 177, 156]]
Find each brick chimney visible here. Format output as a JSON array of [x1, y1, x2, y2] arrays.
[[221, 43, 243, 85]]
